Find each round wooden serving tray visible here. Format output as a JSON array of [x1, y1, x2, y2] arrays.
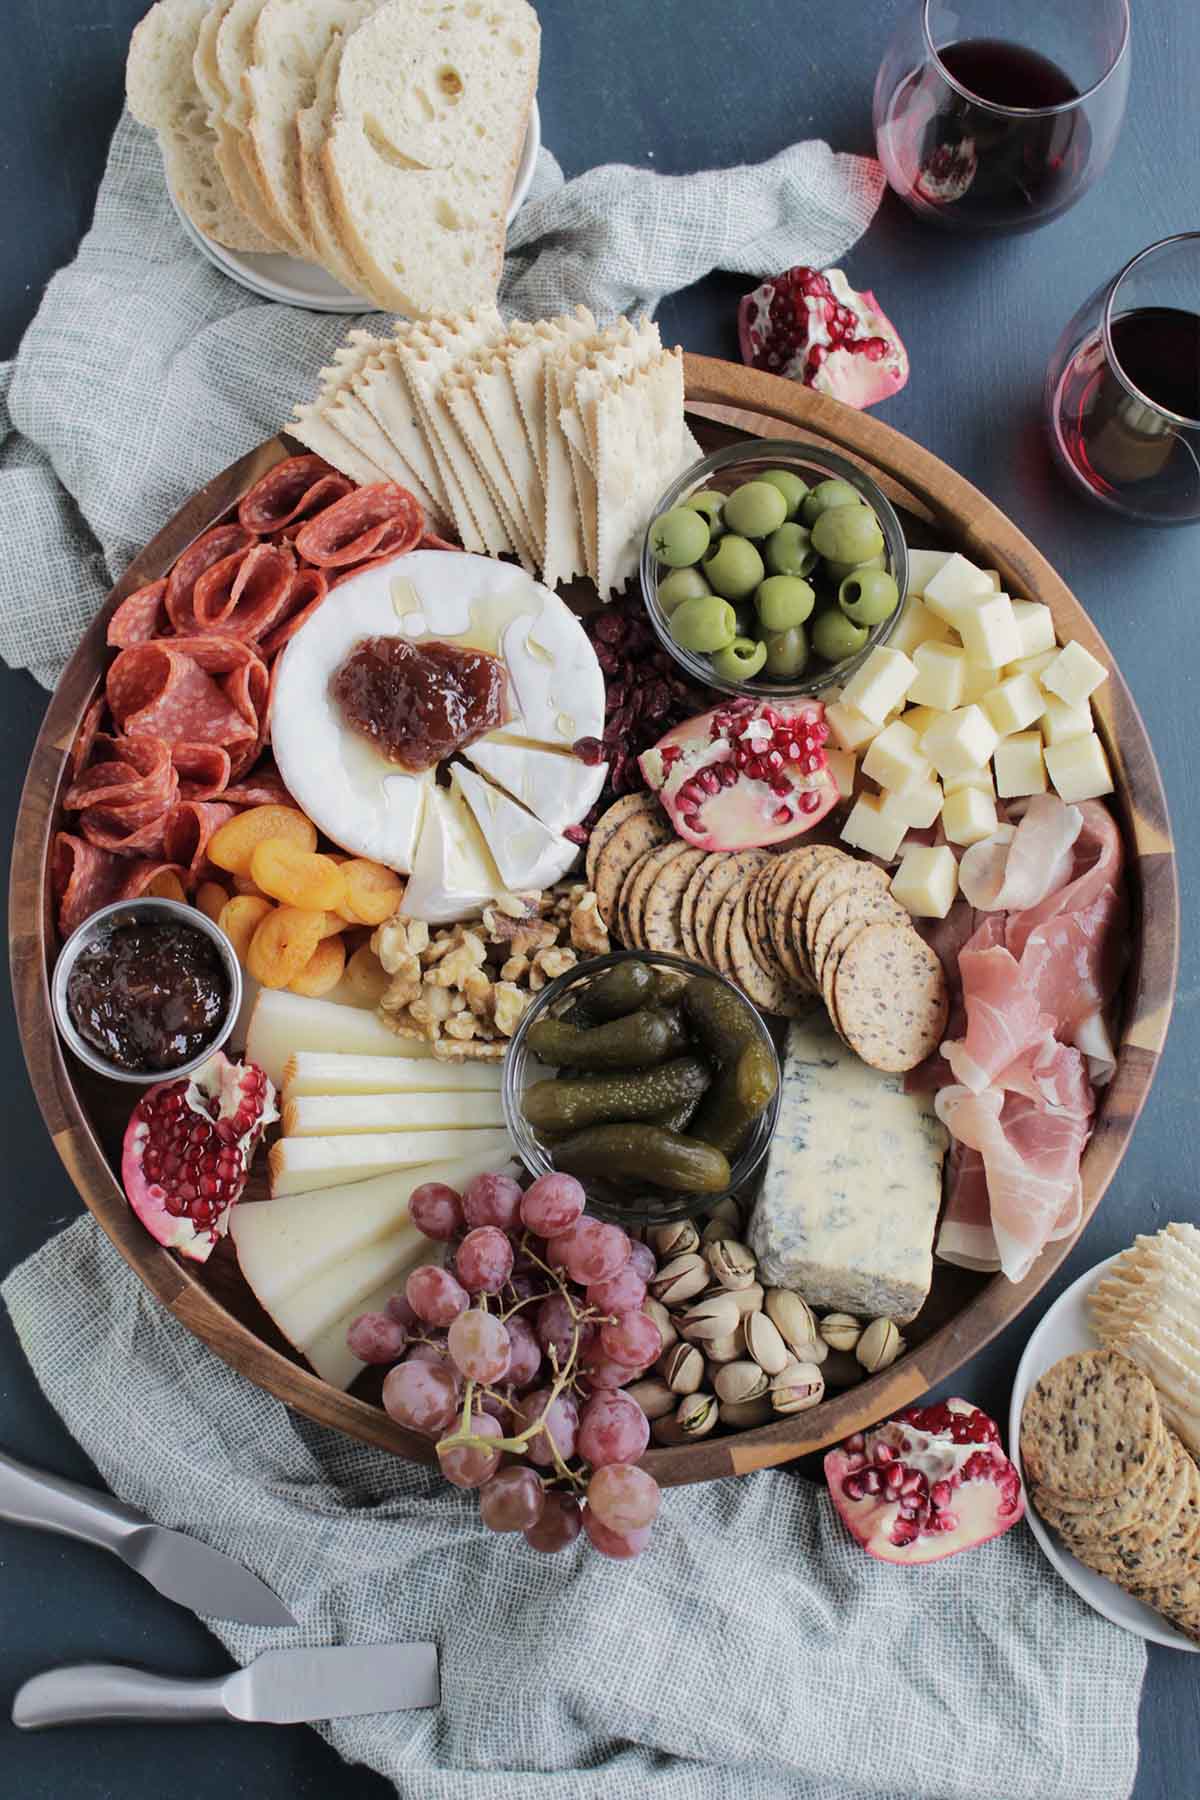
[[11, 357, 1179, 1486]]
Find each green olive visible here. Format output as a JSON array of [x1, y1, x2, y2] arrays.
[[810, 504, 885, 568], [839, 567, 900, 627], [669, 593, 738, 654], [683, 490, 727, 539], [764, 521, 818, 579], [800, 478, 865, 527], [649, 507, 710, 568], [722, 480, 789, 540], [812, 607, 869, 662], [657, 566, 712, 615], [762, 623, 809, 679], [711, 636, 768, 683], [703, 533, 765, 601], [755, 574, 816, 631], [757, 468, 809, 518], [822, 548, 886, 584]]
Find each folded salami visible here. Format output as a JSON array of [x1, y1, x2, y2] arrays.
[[258, 566, 328, 660], [163, 800, 236, 882], [52, 833, 125, 938], [293, 482, 423, 569], [107, 579, 169, 648], [237, 453, 352, 537], [192, 541, 295, 640], [106, 638, 266, 772], [164, 524, 255, 633]]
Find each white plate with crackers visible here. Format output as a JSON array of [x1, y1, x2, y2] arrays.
[[1011, 1255, 1200, 1653]]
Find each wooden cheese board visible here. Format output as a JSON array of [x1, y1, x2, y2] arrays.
[[9, 356, 1178, 1487]]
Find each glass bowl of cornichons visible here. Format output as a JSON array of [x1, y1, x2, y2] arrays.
[[502, 948, 781, 1229]]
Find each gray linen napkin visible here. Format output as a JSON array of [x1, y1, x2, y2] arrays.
[[4, 1220, 1144, 1800], [0, 112, 1146, 1798]]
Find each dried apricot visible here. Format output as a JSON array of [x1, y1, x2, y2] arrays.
[[251, 839, 347, 911], [146, 869, 187, 903], [218, 895, 274, 964], [233, 871, 271, 900], [343, 943, 389, 1007], [317, 912, 346, 940], [246, 906, 326, 989], [195, 881, 229, 923], [209, 806, 317, 876], [337, 858, 406, 926], [288, 935, 347, 997]]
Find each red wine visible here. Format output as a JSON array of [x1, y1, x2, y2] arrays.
[[937, 39, 1079, 111], [1052, 308, 1200, 520]]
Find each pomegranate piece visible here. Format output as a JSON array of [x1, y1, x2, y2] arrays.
[[639, 700, 838, 851], [825, 1398, 1024, 1565], [737, 265, 909, 410], [120, 1051, 277, 1262]]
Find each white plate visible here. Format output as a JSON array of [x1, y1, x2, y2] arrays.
[[1010, 1254, 1198, 1653], [169, 100, 540, 314]]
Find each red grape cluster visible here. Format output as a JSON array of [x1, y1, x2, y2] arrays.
[[346, 1169, 665, 1559]]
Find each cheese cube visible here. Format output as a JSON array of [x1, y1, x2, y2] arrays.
[[825, 700, 881, 753], [919, 705, 1000, 780], [1042, 639, 1108, 707], [840, 646, 918, 725], [922, 552, 993, 624], [907, 640, 967, 711], [890, 595, 954, 658], [1045, 732, 1114, 803], [901, 705, 940, 738], [840, 792, 908, 861], [942, 785, 999, 846], [959, 657, 998, 706], [982, 672, 1044, 737], [981, 569, 1003, 592], [905, 549, 951, 597], [880, 777, 943, 830], [942, 763, 995, 797], [826, 747, 857, 800], [1010, 600, 1057, 660], [861, 720, 932, 794], [956, 593, 1021, 669], [1007, 648, 1058, 683], [1041, 694, 1094, 745], [994, 731, 1048, 798], [891, 845, 959, 919]]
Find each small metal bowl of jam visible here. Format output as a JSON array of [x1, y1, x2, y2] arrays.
[[51, 898, 243, 1085]]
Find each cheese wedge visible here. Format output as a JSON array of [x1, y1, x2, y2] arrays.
[[282, 1051, 502, 1098], [247, 989, 433, 1090], [282, 1090, 506, 1136], [450, 763, 576, 894], [268, 1223, 431, 1349], [462, 737, 606, 833], [269, 1127, 513, 1196], [304, 1271, 406, 1389]]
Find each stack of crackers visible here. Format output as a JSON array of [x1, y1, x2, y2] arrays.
[[1089, 1223, 1200, 1460], [585, 794, 948, 1074], [1022, 1349, 1200, 1645], [290, 306, 699, 596]]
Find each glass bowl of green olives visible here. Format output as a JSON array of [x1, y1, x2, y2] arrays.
[[640, 438, 909, 698], [502, 948, 781, 1228]]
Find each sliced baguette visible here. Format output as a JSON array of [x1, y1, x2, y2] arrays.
[[322, 0, 539, 316], [128, 0, 275, 254], [295, 29, 370, 291], [216, 0, 305, 252], [192, 0, 291, 248]]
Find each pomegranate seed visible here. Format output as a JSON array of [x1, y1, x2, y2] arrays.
[[884, 1465, 905, 1494], [772, 805, 792, 825], [786, 741, 802, 761], [800, 791, 822, 814], [765, 748, 784, 773], [891, 1519, 919, 1547], [898, 1498, 921, 1520], [843, 1475, 866, 1501], [770, 777, 792, 798], [660, 743, 682, 765], [930, 1481, 952, 1510], [698, 768, 720, 795], [873, 1443, 895, 1465], [718, 764, 738, 788], [863, 1469, 882, 1495], [845, 1452, 867, 1472], [900, 1471, 924, 1495], [936, 1511, 959, 1533], [803, 754, 822, 774], [845, 1434, 865, 1453], [682, 813, 703, 832]]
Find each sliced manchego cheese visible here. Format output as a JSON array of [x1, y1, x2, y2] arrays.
[[282, 1051, 502, 1098], [282, 1090, 506, 1136], [246, 988, 432, 1089], [305, 1270, 409, 1391], [269, 1127, 513, 1196], [267, 1224, 432, 1354]]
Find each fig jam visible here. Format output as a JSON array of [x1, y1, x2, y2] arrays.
[[66, 921, 230, 1074], [331, 636, 508, 773]]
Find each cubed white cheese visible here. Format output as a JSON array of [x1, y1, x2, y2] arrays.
[[956, 593, 1022, 669], [1007, 648, 1059, 683], [980, 569, 1003, 592], [825, 700, 881, 753], [1044, 732, 1114, 802], [994, 731, 1048, 798], [900, 704, 940, 739], [1041, 694, 1094, 745], [880, 777, 944, 830], [825, 747, 857, 800], [891, 844, 959, 919], [840, 792, 908, 861], [908, 640, 967, 711], [959, 657, 999, 706], [982, 671, 1044, 737], [1042, 639, 1108, 707], [1010, 599, 1057, 660], [942, 763, 995, 797], [919, 705, 1000, 780], [889, 595, 954, 657], [942, 785, 999, 846], [922, 552, 993, 623], [905, 549, 952, 597], [840, 646, 918, 725], [861, 720, 932, 794]]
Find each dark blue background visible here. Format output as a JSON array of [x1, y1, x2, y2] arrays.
[[1, 2, 1196, 1794]]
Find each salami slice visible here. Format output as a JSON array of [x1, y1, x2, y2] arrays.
[[116, 860, 191, 903], [418, 531, 459, 552], [257, 565, 328, 659], [107, 642, 260, 761], [172, 742, 232, 801], [163, 800, 236, 882], [192, 541, 295, 640], [238, 454, 353, 536], [69, 700, 106, 781], [164, 524, 256, 633], [293, 483, 423, 569], [78, 807, 172, 858], [64, 734, 177, 826], [221, 762, 295, 808], [108, 580, 170, 648], [52, 833, 126, 937]]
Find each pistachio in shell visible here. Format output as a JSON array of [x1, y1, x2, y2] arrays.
[[818, 1312, 862, 1353], [705, 1237, 758, 1291], [679, 1292, 742, 1343], [626, 1376, 676, 1421], [651, 1219, 700, 1260], [661, 1341, 705, 1394], [676, 1391, 718, 1438], [650, 1252, 710, 1308], [643, 1294, 677, 1353], [714, 1360, 770, 1406], [770, 1361, 825, 1414], [764, 1288, 823, 1359], [856, 1317, 904, 1373], [744, 1309, 790, 1376], [703, 1328, 744, 1366]]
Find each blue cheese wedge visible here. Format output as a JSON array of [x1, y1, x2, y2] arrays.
[[748, 1009, 947, 1323]]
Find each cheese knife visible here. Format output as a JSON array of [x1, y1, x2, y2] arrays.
[[12, 1643, 440, 1729], [0, 1448, 296, 1627]]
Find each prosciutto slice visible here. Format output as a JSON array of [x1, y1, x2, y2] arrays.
[[959, 795, 1082, 912], [934, 1143, 998, 1272]]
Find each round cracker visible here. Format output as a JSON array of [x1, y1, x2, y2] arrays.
[[813, 882, 908, 991], [711, 873, 756, 981], [728, 887, 806, 1016], [586, 791, 658, 889], [642, 846, 706, 954], [692, 851, 770, 967], [822, 916, 887, 1031], [769, 846, 842, 985], [755, 848, 804, 949], [594, 808, 671, 929], [617, 848, 658, 948], [623, 840, 692, 949], [789, 850, 855, 980], [1020, 1351, 1162, 1502], [833, 921, 949, 1073], [679, 853, 725, 959], [803, 860, 889, 975]]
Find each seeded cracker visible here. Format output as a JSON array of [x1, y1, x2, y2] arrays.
[[693, 851, 770, 967], [789, 850, 854, 982], [1020, 1351, 1162, 1500], [617, 849, 656, 948], [833, 921, 949, 1073], [679, 853, 725, 959], [813, 881, 907, 989], [711, 873, 758, 982], [804, 859, 888, 975], [643, 847, 706, 954], [593, 808, 671, 929], [769, 846, 841, 984], [729, 887, 806, 1015], [586, 793, 660, 889], [625, 841, 693, 948]]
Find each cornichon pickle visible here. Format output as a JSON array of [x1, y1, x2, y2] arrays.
[[651, 968, 690, 1005], [526, 1008, 684, 1071], [689, 1041, 779, 1159], [523, 1056, 710, 1133], [554, 1124, 732, 1192], [681, 975, 761, 1064], [577, 959, 655, 1021]]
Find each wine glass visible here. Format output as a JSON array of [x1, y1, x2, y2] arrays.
[[873, 0, 1131, 233], [1045, 234, 1200, 527]]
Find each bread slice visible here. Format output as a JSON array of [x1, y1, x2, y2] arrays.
[[216, 0, 305, 252], [127, 0, 275, 254], [322, 0, 539, 316], [295, 30, 370, 291], [244, 0, 375, 259], [194, 0, 291, 247]]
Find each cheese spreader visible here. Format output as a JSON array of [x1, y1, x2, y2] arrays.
[[12, 1643, 440, 1729], [0, 1448, 295, 1627]]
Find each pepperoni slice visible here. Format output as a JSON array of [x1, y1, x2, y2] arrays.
[[78, 808, 172, 858], [69, 700, 106, 781], [293, 483, 423, 569], [107, 641, 262, 761], [172, 742, 232, 801], [52, 833, 126, 937], [237, 455, 352, 536], [108, 580, 170, 648], [221, 762, 295, 808], [192, 541, 296, 640], [257, 565, 329, 659], [164, 524, 256, 633], [163, 800, 236, 882], [64, 734, 177, 827]]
